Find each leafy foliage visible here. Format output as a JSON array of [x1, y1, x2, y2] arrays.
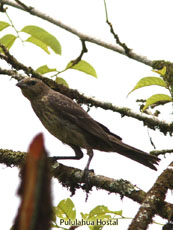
[[129, 66, 172, 111], [0, 21, 10, 31], [0, 34, 16, 51], [152, 66, 167, 76], [21, 25, 62, 54], [36, 65, 69, 87], [128, 77, 166, 95], [0, 20, 97, 84], [54, 198, 76, 221], [142, 94, 172, 111], [52, 198, 122, 230], [66, 60, 97, 78], [26, 36, 51, 54], [55, 77, 69, 88], [36, 65, 57, 74]]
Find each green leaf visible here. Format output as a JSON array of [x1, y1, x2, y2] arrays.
[[0, 34, 16, 52], [90, 226, 102, 230], [89, 206, 122, 219], [112, 210, 123, 216], [89, 206, 110, 218], [143, 94, 172, 111], [55, 198, 76, 220], [81, 207, 120, 230], [55, 77, 69, 88], [128, 77, 167, 95], [0, 21, 10, 31], [36, 65, 57, 74], [26, 36, 50, 54], [152, 66, 167, 76], [80, 212, 89, 220], [66, 60, 97, 77], [21, 25, 61, 54]]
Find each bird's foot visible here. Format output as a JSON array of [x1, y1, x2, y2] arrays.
[[82, 168, 94, 201], [82, 149, 94, 201]]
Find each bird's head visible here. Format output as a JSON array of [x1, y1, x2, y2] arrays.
[[16, 78, 50, 100]]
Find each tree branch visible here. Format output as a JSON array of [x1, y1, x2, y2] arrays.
[[0, 148, 172, 222], [1, 69, 173, 137], [129, 161, 173, 230], [0, 44, 172, 136], [1, 0, 152, 66], [150, 149, 173, 157]]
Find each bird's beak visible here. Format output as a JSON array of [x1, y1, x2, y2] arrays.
[[16, 80, 27, 89]]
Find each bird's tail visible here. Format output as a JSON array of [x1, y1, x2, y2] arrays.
[[110, 139, 160, 170]]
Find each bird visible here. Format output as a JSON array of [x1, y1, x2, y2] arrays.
[[16, 78, 160, 171]]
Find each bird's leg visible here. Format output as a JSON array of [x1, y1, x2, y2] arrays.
[[52, 145, 83, 160], [84, 149, 94, 171], [83, 149, 94, 196]]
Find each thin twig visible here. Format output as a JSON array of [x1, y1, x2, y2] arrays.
[[1, 0, 152, 66], [104, 0, 131, 57], [56, 39, 88, 76], [147, 128, 156, 149], [5, 10, 24, 43], [71, 39, 88, 66]]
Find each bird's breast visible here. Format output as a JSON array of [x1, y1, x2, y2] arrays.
[[31, 99, 88, 148]]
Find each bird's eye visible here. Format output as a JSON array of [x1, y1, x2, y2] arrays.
[[28, 80, 37, 86]]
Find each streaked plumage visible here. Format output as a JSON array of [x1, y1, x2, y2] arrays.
[[17, 78, 160, 170]]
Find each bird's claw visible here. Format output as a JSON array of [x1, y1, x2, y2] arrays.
[[82, 168, 94, 201]]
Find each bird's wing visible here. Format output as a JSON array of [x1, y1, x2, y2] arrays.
[[48, 92, 112, 143], [96, 121, 122, 140]]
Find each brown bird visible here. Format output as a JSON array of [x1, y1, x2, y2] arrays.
[[16, 78, 160, 171]]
